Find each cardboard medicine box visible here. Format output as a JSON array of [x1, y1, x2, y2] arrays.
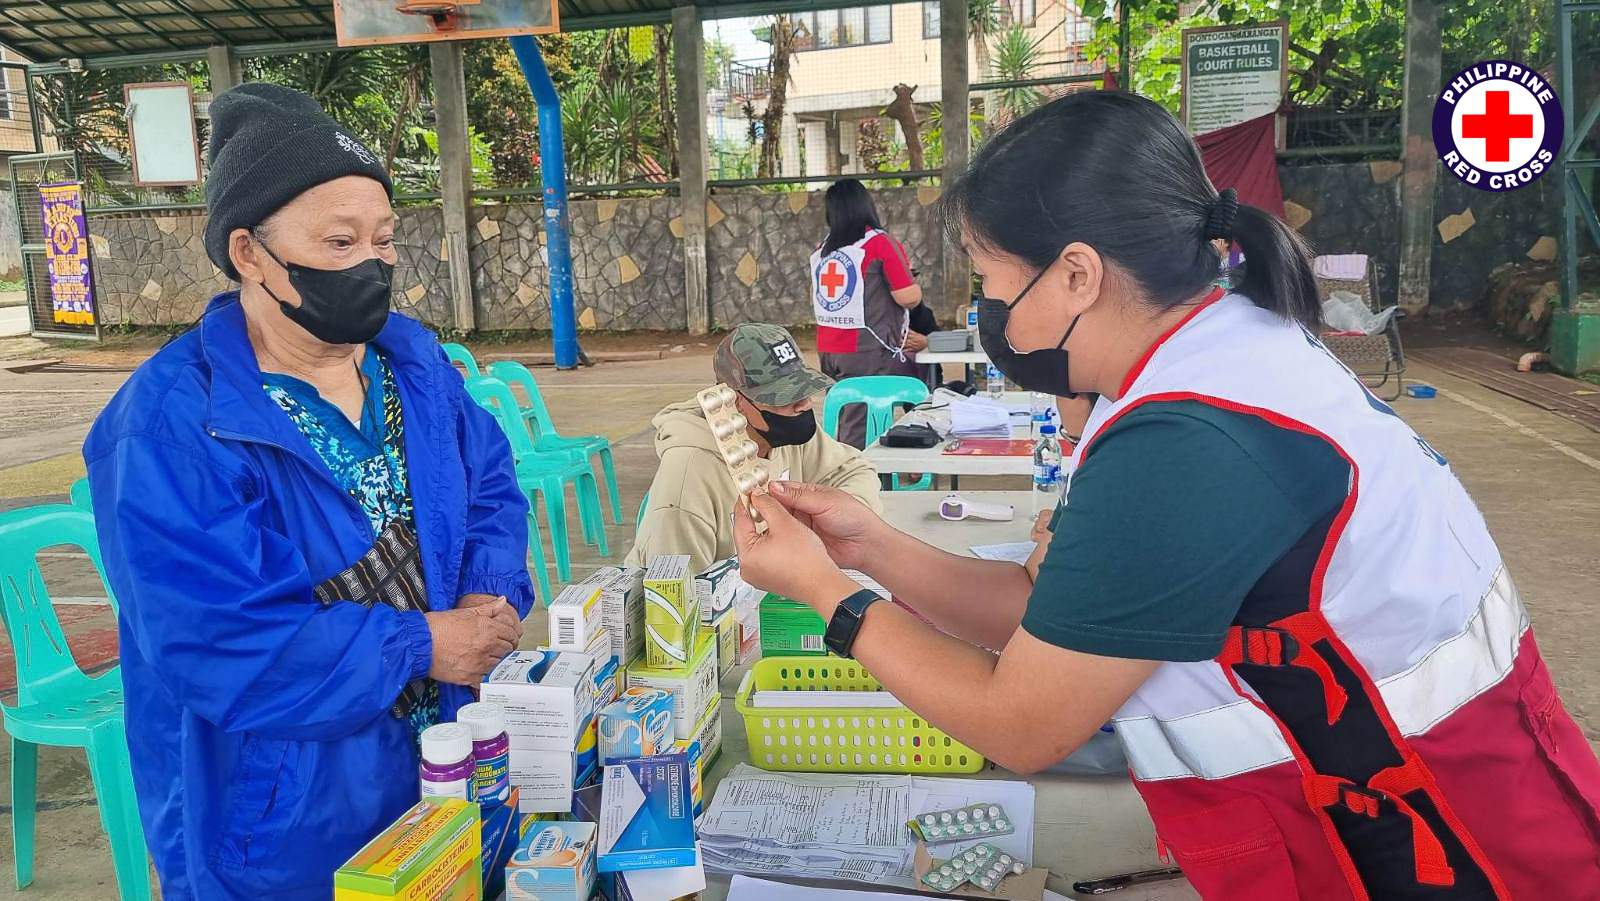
[[598, 565, 646, 665], [642, 555, 699, 669], [597, 753, 697, 872], [759, 594, 828, 656], [624, 630, 717, 741], [482, 651, 598, 752], [504, 820, 597, 901], [709, 610, 738, 679], [671, 701, 723, 819], [510, 720, 596, 816], [547, 575, 609, 653], [598, 687, 675, 764], [333, 799, 480, 901]]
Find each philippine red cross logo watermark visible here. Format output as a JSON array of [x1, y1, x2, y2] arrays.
[[1433, 60, 1562, 192]]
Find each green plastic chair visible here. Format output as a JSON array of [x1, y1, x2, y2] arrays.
[[465, 376, 609, 586], [69, 477, 92, 511], [822, 376, 934, 491], [635, 491, 650, 532], [486, 361, 622, 526], [0, 505, 151, 899], [441, 342, 482, 378]]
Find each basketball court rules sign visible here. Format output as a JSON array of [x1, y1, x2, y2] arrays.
[[1433, 60, 1562, 192]]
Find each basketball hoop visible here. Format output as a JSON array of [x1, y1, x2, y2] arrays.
[[395, 0, 461, 32]]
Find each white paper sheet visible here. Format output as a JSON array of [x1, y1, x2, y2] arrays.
[[969, 542, 1037, 565], [726, 876, 1075, 901], [701, 765, 1036, 890], [751, 690, 905, 709]]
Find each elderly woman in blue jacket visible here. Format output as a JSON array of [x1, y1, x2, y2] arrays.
[[83, 84, 532, 899]]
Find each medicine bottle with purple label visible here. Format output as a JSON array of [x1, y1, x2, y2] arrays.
[[419, 722, 478, 802], [457, 702, 511, 808]]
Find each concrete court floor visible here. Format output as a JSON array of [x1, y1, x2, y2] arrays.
[[0, 348, 1597, 898]]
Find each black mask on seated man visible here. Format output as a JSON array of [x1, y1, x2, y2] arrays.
[[752, 406, 817, 449]]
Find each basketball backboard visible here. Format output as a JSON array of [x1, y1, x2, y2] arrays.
[[333, 0, 558, 47]]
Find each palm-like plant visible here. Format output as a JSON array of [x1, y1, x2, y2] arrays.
[[990, 26, 1043, 125], [968, 0, 1003, 82]]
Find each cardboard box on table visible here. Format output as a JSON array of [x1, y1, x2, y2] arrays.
[[625, 630, 717, 741], [642, 556, 699, 669], [759, 594, 827, 656], [333, 799, 480, 901], [671, 701, 722, 819], [511, 719, 599, 814], [596, 753, 697, 873], [598, 564, 647, 665], [504, 820, 598, 901], [547, 575, 610, 653], [482, 651, 599, 752]]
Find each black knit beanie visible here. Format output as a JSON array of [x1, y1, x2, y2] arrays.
[[203, 83, 394, 281]]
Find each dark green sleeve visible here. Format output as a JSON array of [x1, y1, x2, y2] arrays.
[[1021, 402, 1349, 662]]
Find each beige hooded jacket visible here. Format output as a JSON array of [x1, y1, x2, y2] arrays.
[[625, 398, 884, 572]]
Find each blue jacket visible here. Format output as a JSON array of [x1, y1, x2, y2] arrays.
[[83, 293, 534, 899]]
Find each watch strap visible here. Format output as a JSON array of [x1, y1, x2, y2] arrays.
[[824, 588, 882, 659]]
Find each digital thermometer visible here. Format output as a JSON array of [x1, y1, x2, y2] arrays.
[[938, 495, 1015, 522]]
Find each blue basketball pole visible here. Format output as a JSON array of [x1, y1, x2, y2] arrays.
[[510, 35, 584, 369]]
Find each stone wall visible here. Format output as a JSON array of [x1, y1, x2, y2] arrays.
[[468, 196, 683, 331], [706, 185, 949, 329], [82, 168, 1555, 328], [87, 206, 480, 327], [1279, 160, 1558, 312]]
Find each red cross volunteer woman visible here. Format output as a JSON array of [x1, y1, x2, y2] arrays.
[[83, 84, 532, 899], [735, 91, 1600, 899], [811, 178, 924, 447]]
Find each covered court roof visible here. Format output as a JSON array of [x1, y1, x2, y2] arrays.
[[0, 0, 856, 63]]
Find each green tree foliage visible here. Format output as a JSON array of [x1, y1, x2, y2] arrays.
[[1079, 0, 1555, 115]]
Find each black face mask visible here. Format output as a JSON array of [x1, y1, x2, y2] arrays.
[[256, 236, 394, 345], [976, 261, 1083, 398], [752, 406, 817, 449]]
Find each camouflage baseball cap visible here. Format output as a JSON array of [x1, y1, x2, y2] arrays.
[[713, 323, 834, 406]]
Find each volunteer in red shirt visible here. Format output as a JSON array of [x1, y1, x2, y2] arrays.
[[810, 178, 924, 448]]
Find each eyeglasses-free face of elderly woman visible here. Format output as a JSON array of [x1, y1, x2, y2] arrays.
[[82, 83, 534, 900]]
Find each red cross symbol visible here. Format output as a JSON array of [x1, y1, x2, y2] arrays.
[[1461, 89, 1533, 163], [819, 261, 847, 297]]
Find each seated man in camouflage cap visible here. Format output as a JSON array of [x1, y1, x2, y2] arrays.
[[627, 323, 884, 572]]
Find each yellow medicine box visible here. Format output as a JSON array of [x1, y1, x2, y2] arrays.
[[334, 799, 481, 901], [643, 555, 700, 669]]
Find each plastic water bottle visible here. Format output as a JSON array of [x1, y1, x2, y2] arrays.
[[1029, 391, 1052, 437], [986, 363, 1005, 399], [966, 303, 979, 334], [1032, 424, 1063, 515]]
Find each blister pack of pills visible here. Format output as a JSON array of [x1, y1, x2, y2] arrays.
[[920, 843, 998, 892], [696, 384, 771, 530], [908, 803, 1016, 844]]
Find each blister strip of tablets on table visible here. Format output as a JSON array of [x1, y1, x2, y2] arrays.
[[920, 843, 999, 892], [908, 803, 1016, 844], [971, 846, 1025, 891], [696, 383, 770, 532]]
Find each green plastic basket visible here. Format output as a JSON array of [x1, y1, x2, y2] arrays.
[[734, 657, 985, 774]]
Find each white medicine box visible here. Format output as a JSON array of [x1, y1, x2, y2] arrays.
[[481, 650, 598, 752], [548, 573, 610, 653]]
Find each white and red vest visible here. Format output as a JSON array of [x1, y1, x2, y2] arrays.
[[1068, 294, 1600, 900]]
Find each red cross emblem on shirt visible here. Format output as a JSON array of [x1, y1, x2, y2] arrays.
[[1461, 90, 1533, 163], [819, 261, 847, 297]]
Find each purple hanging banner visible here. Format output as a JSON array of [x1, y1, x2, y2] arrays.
[[39, 181, 95, 326]]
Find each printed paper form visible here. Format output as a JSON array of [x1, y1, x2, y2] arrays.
[[727, 876, 1080, 901], [700, 766, 1036, 889], [699, 768, 912, 848]]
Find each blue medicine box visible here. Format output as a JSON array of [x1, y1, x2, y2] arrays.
[[596, 753, 696, 872]]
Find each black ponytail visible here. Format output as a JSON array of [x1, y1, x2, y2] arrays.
[[943, 91, 1321, 330], [1229, 203, 1321, 329]]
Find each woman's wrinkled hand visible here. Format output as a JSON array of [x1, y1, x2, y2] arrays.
[[425, 599, 522, 685]]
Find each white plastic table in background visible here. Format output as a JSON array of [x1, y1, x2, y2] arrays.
[[693, 492, 1199, 901], [864, 391, 1036, 485], [913, 348, 990, 389]]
